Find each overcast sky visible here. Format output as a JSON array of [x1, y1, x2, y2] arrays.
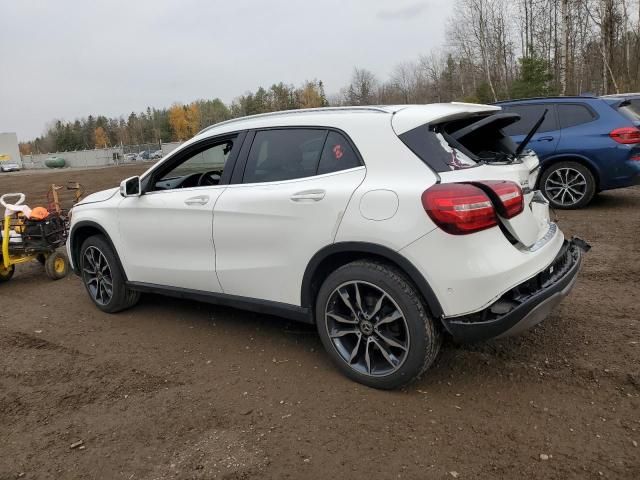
[[0, 0, 454, 141]]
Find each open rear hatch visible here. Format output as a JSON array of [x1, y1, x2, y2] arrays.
[[394, 103, 551, 248]]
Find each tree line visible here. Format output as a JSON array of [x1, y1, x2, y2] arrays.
[[20, 80, 328, 154], [20, 0, 640, 155]]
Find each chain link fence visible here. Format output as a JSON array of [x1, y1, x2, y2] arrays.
[[21, 142, 183, 169]]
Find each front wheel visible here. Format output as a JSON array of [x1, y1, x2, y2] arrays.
[[80, 235, 140, 313], [540, 161, 595, 209], [315, 260, 442, 389]]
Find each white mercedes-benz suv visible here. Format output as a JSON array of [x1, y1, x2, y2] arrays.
[[67, 104, 589, 389]]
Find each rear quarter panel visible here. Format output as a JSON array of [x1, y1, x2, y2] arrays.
[[556, 105, 638, 189], [334, 120, 439, 250]]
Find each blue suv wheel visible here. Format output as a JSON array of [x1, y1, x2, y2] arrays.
[[539, 161, 596, 209]]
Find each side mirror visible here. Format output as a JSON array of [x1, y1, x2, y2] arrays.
[[120, 176, 142, 197]]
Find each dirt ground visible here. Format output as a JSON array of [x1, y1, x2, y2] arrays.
[[1, 165, 638, 480]]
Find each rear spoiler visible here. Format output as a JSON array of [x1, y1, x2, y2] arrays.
[[602, 97, 633, 109], [391, 103, 500, 135]]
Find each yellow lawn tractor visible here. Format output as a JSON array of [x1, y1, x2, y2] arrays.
[[0, 193, 70, 283]]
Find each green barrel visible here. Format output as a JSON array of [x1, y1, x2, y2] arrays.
[[45, 157, 66, 168]]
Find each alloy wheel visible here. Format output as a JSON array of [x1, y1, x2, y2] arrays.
[[324, 281, 410, 377], [544, 167, 587, 207], [82, 246, 113, 305]]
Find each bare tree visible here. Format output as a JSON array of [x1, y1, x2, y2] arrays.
[[390, 62, 420, 104], [559, 0, 570, 94], [344, 68, 379, 105]]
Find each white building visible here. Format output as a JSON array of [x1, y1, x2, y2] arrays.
[[0, 132, 22, 167]]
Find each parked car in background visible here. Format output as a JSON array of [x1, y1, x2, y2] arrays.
[[0, 162, 21, 172], [136, 151, 150, 161], [124, 153, 137, 162], [496, 96, 640, 209], [67, 104, 588, 389], [601, 93, 640, 127], [151, 149, 163, 159]]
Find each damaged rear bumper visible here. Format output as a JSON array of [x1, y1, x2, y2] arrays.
[[442, 237, 590, 342]]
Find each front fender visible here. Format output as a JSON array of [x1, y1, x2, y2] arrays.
[[68, 219, 127, 280]]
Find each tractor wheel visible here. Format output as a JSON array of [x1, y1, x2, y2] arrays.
[[45, 252, 69, 280], [0, 261, 15, 283]]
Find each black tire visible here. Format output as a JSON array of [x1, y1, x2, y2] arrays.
[[0, 261, 15, 283], [44, 251, 69, 280], [315, 260, 442, 389], [79, 235, 140, 313], [540, 161, 595, 209]]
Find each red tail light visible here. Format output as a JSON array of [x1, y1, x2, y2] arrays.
[[478, 180, 524, 218], [421, 184, 497, 235], [631, 154, 640, 162], [609, 127, 640, 144]]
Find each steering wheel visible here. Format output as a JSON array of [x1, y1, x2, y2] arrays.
[[198, 170, 221, 186], [0, 193, 26, 208]]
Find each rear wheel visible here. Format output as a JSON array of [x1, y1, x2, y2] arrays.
[[80, 235, 140, 313], [0, 261, 14, 283], [315, 260, 441, 389], [540, 161, 595, 209]]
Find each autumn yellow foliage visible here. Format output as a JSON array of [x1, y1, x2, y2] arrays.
[[94, 126, 109, 148], [298, 81, 325, 109], [169, 103, 201, 141]]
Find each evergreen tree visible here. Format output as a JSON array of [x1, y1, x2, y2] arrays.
[[510, 57, 556, 99]]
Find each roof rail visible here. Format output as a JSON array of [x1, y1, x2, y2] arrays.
[[494, 95, 598, 104], [601, 92, 640, 97], [196, 106, 389, 135]]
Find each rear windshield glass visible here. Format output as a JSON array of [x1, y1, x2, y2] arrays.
[[618, 104, 640, 123], [398, 113, 519, 172]]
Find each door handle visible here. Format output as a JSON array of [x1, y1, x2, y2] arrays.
[[290, 189, 326, 202], [536, 136, 554, 142], [184, 195, 210, 205]]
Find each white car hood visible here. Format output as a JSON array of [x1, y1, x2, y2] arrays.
[[76, 187, 119, 205]]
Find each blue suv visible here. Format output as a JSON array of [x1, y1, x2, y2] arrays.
[[496, 96, 640, 208]]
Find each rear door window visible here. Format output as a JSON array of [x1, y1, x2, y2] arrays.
[[317, 131, 361, 175], [242, 129, 327, 183], [557, 104, 597, 128], [501, 104, 558, 135]]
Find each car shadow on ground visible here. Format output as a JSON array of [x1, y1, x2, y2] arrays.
[[131, 292, 549, 392], [134, 292, 320, 347], [587, 190, 640, 209], [5, 257, 567, 396]]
